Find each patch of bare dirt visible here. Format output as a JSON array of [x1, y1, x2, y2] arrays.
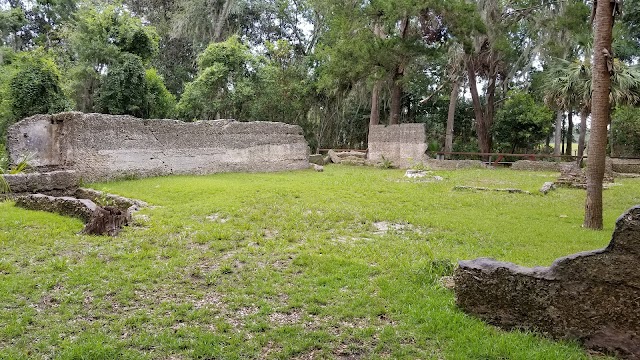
[[269, 310, 303, 325], [372, 221, 427, 236], [206, 213, 229, 223]]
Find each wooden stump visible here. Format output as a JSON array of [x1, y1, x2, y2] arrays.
[[82, 206, 131, 236]]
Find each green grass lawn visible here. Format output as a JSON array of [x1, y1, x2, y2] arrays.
[[1, 166, 638, 359]]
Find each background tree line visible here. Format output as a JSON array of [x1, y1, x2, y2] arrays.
[[0, 0, 639, 160]]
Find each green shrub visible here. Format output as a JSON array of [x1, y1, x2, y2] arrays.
[[611, 106, 640, 157], [95, 53, 147, 117], [9, 50, 68, 121], [145, 68, 176, 119]]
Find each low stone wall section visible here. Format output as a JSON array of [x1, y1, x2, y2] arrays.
[[424, 159, 486, 170], [510, 160, 565, 172], [367, 124, 427, 168], [8, 112, 310, 182], [2, 170, 79, 195], [74, 188, 147, 210], [454, 206, 640, 359], [15, 194, 98, 222], [611, 158, 640, 174]]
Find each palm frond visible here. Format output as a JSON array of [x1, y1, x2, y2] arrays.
[[0, 155, 32, 194]]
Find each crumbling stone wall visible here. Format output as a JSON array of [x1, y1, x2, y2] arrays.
[[611, 158, 640, 174], [367, 124, 427, 168], [8, 112, 310, 182], [454, 206, 640, 359], [612, 144, 639, 159], [424, 159, 486, 170], [510, 160, 565, 172], [2, 170, 79, 196]]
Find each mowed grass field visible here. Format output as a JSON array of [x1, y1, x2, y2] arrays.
[[1, 166, 639, 359]]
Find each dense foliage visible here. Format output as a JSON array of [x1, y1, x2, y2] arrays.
[[492, 91, 554, 153], [611, 106, 640, 157], [0, 0, 638, 154]]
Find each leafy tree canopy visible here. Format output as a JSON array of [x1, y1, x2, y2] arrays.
[[492, 90, 553, 153], [177, 35, 260, 121]]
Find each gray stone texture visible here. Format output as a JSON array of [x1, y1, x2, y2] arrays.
[[327, 150, 342, 164], [611, 158, 640, 174], [539, 182, 556, 195], [510, 160, 564, 172], [367, 124, 427, 168], [611, 144, 639, 159], [309, 154, 326, 165], [455, 206, 640, 359], [8, 112, 310, 182], [424, 159, 486, 170], [2, 170, 79, 195], [74, 188, 147, 210], [556, 160, 615, 189], [15, 194, 98, 222]]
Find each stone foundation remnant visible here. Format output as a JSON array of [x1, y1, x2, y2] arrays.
[[327, 150, 367, 165], [15, 194, 98, 222], [555, 161, 615, 189], [510, 160, 564, 172], [8, 112, 310, 182], [611, 158, 640, 174], [367, 124, 427, 168], [454, 206, 640, 359], [14, 189, 143, 236], [309, 154, 329, 166], [423, 159, 486, 170], [453, 186, 530, 194], [1, 170, 79, 196]]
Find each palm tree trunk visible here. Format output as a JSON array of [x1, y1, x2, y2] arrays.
[[566, 112, 573, 156], [389, 17, 409, 125], [370, 81, 381, 126], [445, 80, 460, 157], [584, 0, 615, 230], [370, 21, 384, 127], [577, 111, 589, 164], [467, 61, 490, 155], [554, 110, 563, 157], [390, 69, 402, 125]]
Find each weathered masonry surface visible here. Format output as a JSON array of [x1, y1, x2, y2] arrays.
[[455, 206, 640, 359], [367, 124, 427, 168], [9, 112, 310, 182]]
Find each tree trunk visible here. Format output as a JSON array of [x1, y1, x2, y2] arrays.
[[577, 111, 589, 164], [562, 116, 566, 155], [584, 0, 614, 230], [554, 110, 563, 156], [82, 206, 130, 236], [484, 69, 497, 151], [445, 80, 460, 157], [370, 21, 384, 127], [213, 0, 234, 42], [389, 16, 409, 126], [370, 81, 381, 126], [467, 61, 490, 155], [566, 111, 574, 156], [390, 68, 403, 125]]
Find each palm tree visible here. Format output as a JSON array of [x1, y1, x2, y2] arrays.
[[542, 58, 591, 162], [542, 58, 640, 166], [585, 0, 615, 229]]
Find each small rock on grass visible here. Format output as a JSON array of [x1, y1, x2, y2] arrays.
[[313, 164, 324, 172], [540, 182, 556, 195], [405, 170, 427, 178], [441, 276, 455, 290]]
